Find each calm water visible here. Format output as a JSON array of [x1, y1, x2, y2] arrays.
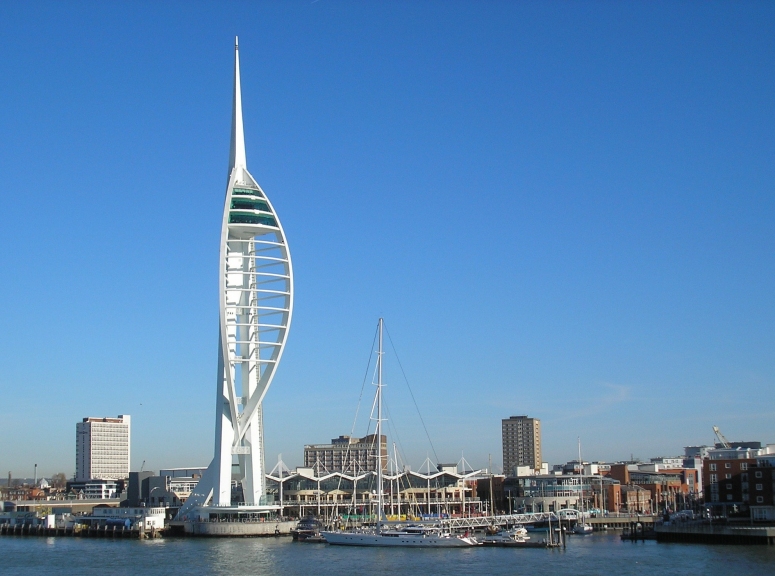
[[2, 533, 775, 575]]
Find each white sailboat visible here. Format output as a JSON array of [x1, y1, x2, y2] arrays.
[[572, 437, 594, 535], [321, 319, 478, 548]]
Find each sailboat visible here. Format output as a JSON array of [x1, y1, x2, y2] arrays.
[[321, 319, 478, 547], [572, 437, 594, 535]]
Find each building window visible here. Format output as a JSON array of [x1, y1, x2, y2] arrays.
[[726, 494, 733, 500], [726, 474, 731, 479], [756, 471, 763, 479], [756, 484, 763, 491], [757, 496, 764, 504], [742, 473, 748, 482], [726, 484, 733, 489], [741, 463, 748, 471], [709, 464, 717, 471], [725, 463, 731, 469], [710, 474, 717, 483]]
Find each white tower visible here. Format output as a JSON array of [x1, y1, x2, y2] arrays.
[[179, 38, 293, 516]]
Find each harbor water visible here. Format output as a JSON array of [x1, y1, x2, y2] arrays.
[[2, 532, 775, 575]]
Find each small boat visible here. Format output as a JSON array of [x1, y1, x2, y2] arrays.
[[481, 528, 552, 548], [572, 522, 594, 535], [572, 437, 594, 535], [292, 516, 325, 542]]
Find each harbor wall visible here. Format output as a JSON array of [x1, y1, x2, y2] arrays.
[[183, 519, 296, 537], [655, 523, 775, 545]]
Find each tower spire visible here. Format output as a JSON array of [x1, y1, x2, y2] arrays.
[[229, 36, 247, 172]]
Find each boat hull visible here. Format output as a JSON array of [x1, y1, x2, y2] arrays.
[[321, 531, 477, 547]]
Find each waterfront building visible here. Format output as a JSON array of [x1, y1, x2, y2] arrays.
[[609, 464, 688, 513], [685, 445, 711, 459], [502, 415, 542, 475], [650, 456, 685, 468], [475, 475, 506, 513], [751, 455, 775, 521], [75, 415, 130, 481], [126, 471, 154, 506], [159, 468, 207, 479], [66, 478, 123, 500], [706, 443, 775, 460], [303, 434, 387, 474], [178, 39, 293, 517], [621, 485, 651, 513], [83, 506, 165, 530], [264, 465, 483, 519], [127, 469, 206, 507], [505, 474, 591, 513], [703, 453, 775, 519]]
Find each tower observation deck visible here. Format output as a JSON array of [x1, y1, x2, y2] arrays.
[[178, 38, 293, 517]]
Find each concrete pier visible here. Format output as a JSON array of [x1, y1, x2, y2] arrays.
[[655, 523, 775, 545], [178, 519, 296, 537]]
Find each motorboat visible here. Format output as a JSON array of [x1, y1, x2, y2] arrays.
[[292, 516, 325, 542], [481, 528, 551, 548]]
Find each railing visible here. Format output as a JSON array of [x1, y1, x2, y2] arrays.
[[443, 512, 559, 529]]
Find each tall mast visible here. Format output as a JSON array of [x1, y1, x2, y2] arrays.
[[578, 436, 584, 516], [376, 318, 384, 529]]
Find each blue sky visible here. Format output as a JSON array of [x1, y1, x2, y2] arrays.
[[1, 1, 773, 478]]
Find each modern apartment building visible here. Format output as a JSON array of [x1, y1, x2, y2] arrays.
[[502, 415, 541, 475], [75, 415, 131, 481], [304, 434, 387, 474]]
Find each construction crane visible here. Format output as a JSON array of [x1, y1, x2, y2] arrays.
[[713, 426, 731, 448], [140, 460, 146, 472]]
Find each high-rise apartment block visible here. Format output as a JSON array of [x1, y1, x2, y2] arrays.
[[502, 415, 541, 475], [76, 415, 131, 481], [304, 434, 388, 474]]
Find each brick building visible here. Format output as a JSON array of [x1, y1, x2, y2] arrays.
[[704, 457, 775, 518], [502, 416, 542, 475], [609, 464, 689, 513]]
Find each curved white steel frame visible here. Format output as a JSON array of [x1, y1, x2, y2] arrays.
[[179, 38, 293, 516]]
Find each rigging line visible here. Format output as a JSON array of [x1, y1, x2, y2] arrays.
[[336, 323, 379, 490], [384, 411, 415, 500], [382, 398, 410, 481], [384, 323, 440, 464], [359, 359, 380, 445], [351, 323, 379, 437]]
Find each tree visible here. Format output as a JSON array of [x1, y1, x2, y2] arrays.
[[50, 473, 67, 489]]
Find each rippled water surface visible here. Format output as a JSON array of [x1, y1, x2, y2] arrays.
[[3, 533, 775, 575]]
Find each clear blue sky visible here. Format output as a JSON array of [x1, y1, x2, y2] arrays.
[[1, 1, 773, 478]]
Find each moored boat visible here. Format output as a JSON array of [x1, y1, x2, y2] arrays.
[[292, 516, 324, 542], [481, 529, 550, 548], [320, 319, 478, 548]]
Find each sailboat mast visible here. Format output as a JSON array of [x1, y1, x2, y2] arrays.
[[578, 437, 583, 517], [376, 318, 384, 528]]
